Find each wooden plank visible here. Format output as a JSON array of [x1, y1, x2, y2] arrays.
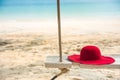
[[45, 56, 72, 68], [45, 54, 120, 69]]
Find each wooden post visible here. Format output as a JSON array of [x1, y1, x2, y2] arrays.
[[57, 0, 62, 62]]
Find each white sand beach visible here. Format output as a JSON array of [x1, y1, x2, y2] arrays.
[[0, 16, 120, 34], [0, 17, 120, 80]]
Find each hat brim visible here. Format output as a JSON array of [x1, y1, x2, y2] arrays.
[[68, 54, 115, 65]]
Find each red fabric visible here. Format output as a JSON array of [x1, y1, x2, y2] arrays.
[[68, 45, 115, 65]]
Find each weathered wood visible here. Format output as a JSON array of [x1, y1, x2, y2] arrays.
[[45, 54, 120, 69], [45, 56, 72, 68]]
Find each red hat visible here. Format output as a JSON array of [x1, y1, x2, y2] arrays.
[[68, 45, 115, 65]]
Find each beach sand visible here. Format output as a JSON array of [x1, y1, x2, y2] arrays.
[[0, 18, 120, 80], [0, 33, 120, 80]]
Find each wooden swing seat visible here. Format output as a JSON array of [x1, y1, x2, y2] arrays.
[[45, 54, 120, 69]]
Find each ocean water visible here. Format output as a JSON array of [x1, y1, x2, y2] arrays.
[[0, 0, 120, 34], [0, 0, 120, 19]]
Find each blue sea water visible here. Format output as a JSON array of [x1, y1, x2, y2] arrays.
[[0, 0, 120, 19]]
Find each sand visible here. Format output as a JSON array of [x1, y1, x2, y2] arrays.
[[0, 33, 120, 80], [0, 17, 120, 80]]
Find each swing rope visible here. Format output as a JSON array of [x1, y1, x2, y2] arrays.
[[57, 0, 62, 62], [50, 0, 69, 79]]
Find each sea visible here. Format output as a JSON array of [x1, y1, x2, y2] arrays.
[[0, 0, 120, 34], [0, 0, 120, 19]]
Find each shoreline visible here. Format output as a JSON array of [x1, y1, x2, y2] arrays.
[[0, 17, 120, 35]]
